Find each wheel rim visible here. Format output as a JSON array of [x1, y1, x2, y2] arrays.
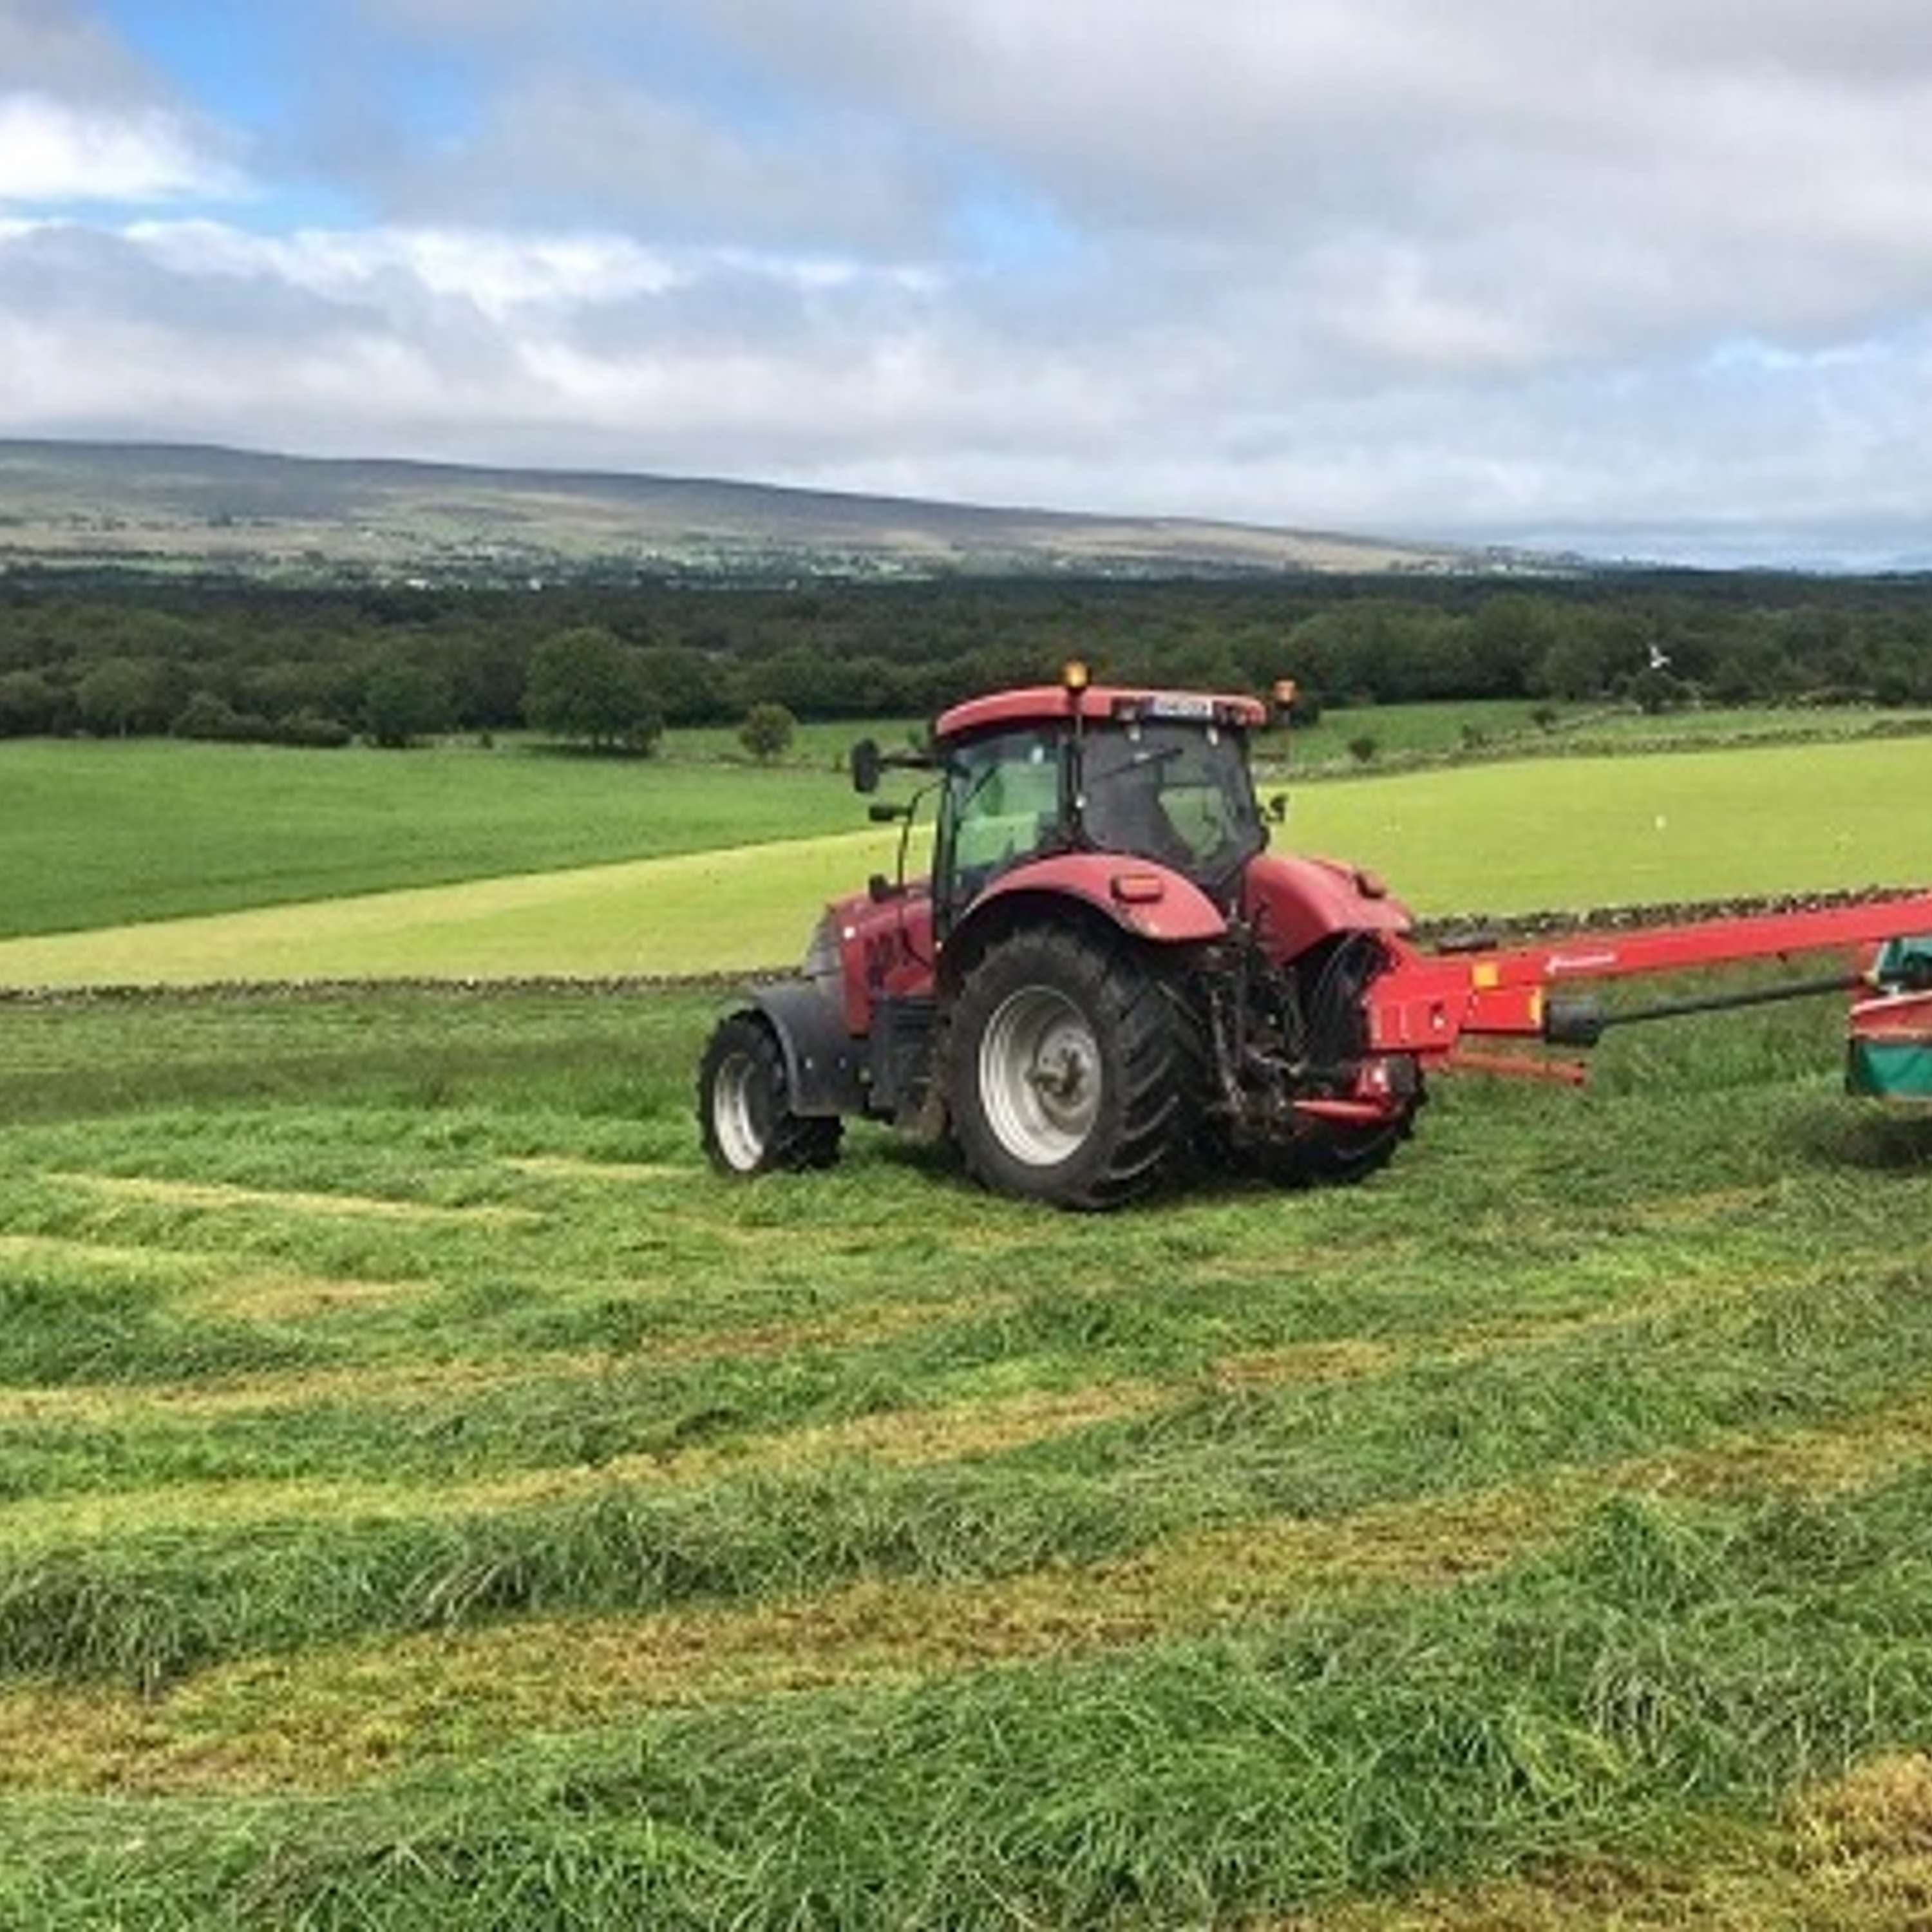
[[978, 986, 1103, 1166], [711, 1050, 770, 1171]]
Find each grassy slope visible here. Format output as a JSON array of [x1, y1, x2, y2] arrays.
[[0, 985, 1928, 1926], [1276, 699, 1932, 770], [5, 705, 1925, 951], [0, 738, 872, 941], [0, 734, 1925, 985]]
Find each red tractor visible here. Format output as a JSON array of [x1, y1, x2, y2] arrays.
[[698, 669, 1932, 1209]]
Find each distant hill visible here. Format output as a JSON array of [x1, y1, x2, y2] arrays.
[[0, 440, 1556, 584]]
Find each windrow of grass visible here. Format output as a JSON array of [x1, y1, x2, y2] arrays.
[[10, 1472, 1932, 1928], [1308, 1750, 1932, 1930], [6, 1240, 1932, 1690], [11, 1368, 1932, 1803], [2, 978, 1929, 1925], [0, 1056, 1915, 1509]]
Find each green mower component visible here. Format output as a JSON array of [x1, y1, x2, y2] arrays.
[[1848, 936, 1932, 1103]]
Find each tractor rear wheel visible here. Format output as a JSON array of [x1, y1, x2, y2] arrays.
[[697, 1011, 842, 1177], [947, 927, 1200, 1209]]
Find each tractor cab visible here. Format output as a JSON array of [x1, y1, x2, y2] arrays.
[[706, 667, 1432, 1207], [858, 673, 1274, 935]]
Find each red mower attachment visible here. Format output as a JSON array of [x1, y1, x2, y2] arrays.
[[1365, 893, 1932, 1083]]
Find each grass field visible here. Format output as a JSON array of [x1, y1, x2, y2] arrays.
[[0, 738, 878, 942], [1, 735, 1924, 986], [1269, 699, 1932, 772], [1, 980, 1929, 1926], [5, 704, 1926, 951], [671, 703, 1932, 774]]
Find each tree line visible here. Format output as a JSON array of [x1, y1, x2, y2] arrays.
[[2, 571, 1931, 750]]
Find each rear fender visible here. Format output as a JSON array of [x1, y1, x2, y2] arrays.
[[745, 982, 867, 1117], [945, 853, 1226, 983], [1242, 853, 1414, 965]]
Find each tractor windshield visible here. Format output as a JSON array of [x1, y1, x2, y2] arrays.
[[1080, 720, 1263, 885]]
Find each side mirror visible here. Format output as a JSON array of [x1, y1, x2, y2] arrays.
[[1267, 793, 1289, 823], [851, 739, 882, 793]]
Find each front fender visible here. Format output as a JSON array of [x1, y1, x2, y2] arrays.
[[745, 981, 866, 1117]]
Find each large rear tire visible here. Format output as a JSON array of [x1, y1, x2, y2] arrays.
[[697, 1011, 843, 1177], [947, 928, 1200, 1209]]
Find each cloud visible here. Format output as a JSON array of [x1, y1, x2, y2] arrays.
[[6, 3, 1932, 559], [330, 2, 1932, 378], [0, 0, 151, 99], [363, 71, 943, 254], [663, 0, 1932, 355], [0, 1, 242, 207], [5, 213, 1932, 567], [0, 93, 238, 204]]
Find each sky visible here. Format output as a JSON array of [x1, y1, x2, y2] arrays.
[[3, 1, 1932, 565]]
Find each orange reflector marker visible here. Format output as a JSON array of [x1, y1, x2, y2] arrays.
[[1111, 871, 1167, 904]]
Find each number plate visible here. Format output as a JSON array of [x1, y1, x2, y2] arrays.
[[1142, 695, 1217, 723]]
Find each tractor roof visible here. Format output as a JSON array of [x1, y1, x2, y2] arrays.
[[936, 685, 1269, 741]]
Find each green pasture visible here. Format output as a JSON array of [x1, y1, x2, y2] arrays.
[[0, 980, 1929, 1926], [664, 714, 925, 766], [5, 704, 1925, 953], [0, 737, 873, 942], [1, 735, 1924, 986], [0, 829, 900, 983], [1272, 697, 1932, 772]]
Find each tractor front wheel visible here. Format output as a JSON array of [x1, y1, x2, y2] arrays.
[[947, 928, 1198, 1209], [697, 1011, 842, 1177]]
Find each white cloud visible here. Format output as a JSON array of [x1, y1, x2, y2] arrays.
[[0, 91, 236, 205], [370, 73, 943, 255], [125, 222, 688, 316], [5, 214, 1932, 566], [8, 3, 1932, 558]]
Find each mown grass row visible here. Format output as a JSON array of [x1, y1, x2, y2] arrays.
[[10, 1367, 1932, 1803], [2, 979, 1929, 1926], [5, 1240, 1932, 1691], [0, 1081, 1917, 1511], [8, 1472, 1932, 1928]]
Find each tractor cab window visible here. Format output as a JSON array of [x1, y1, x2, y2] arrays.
[[936, 727, 1067, 925], [1080, 721, 1262, 886]]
